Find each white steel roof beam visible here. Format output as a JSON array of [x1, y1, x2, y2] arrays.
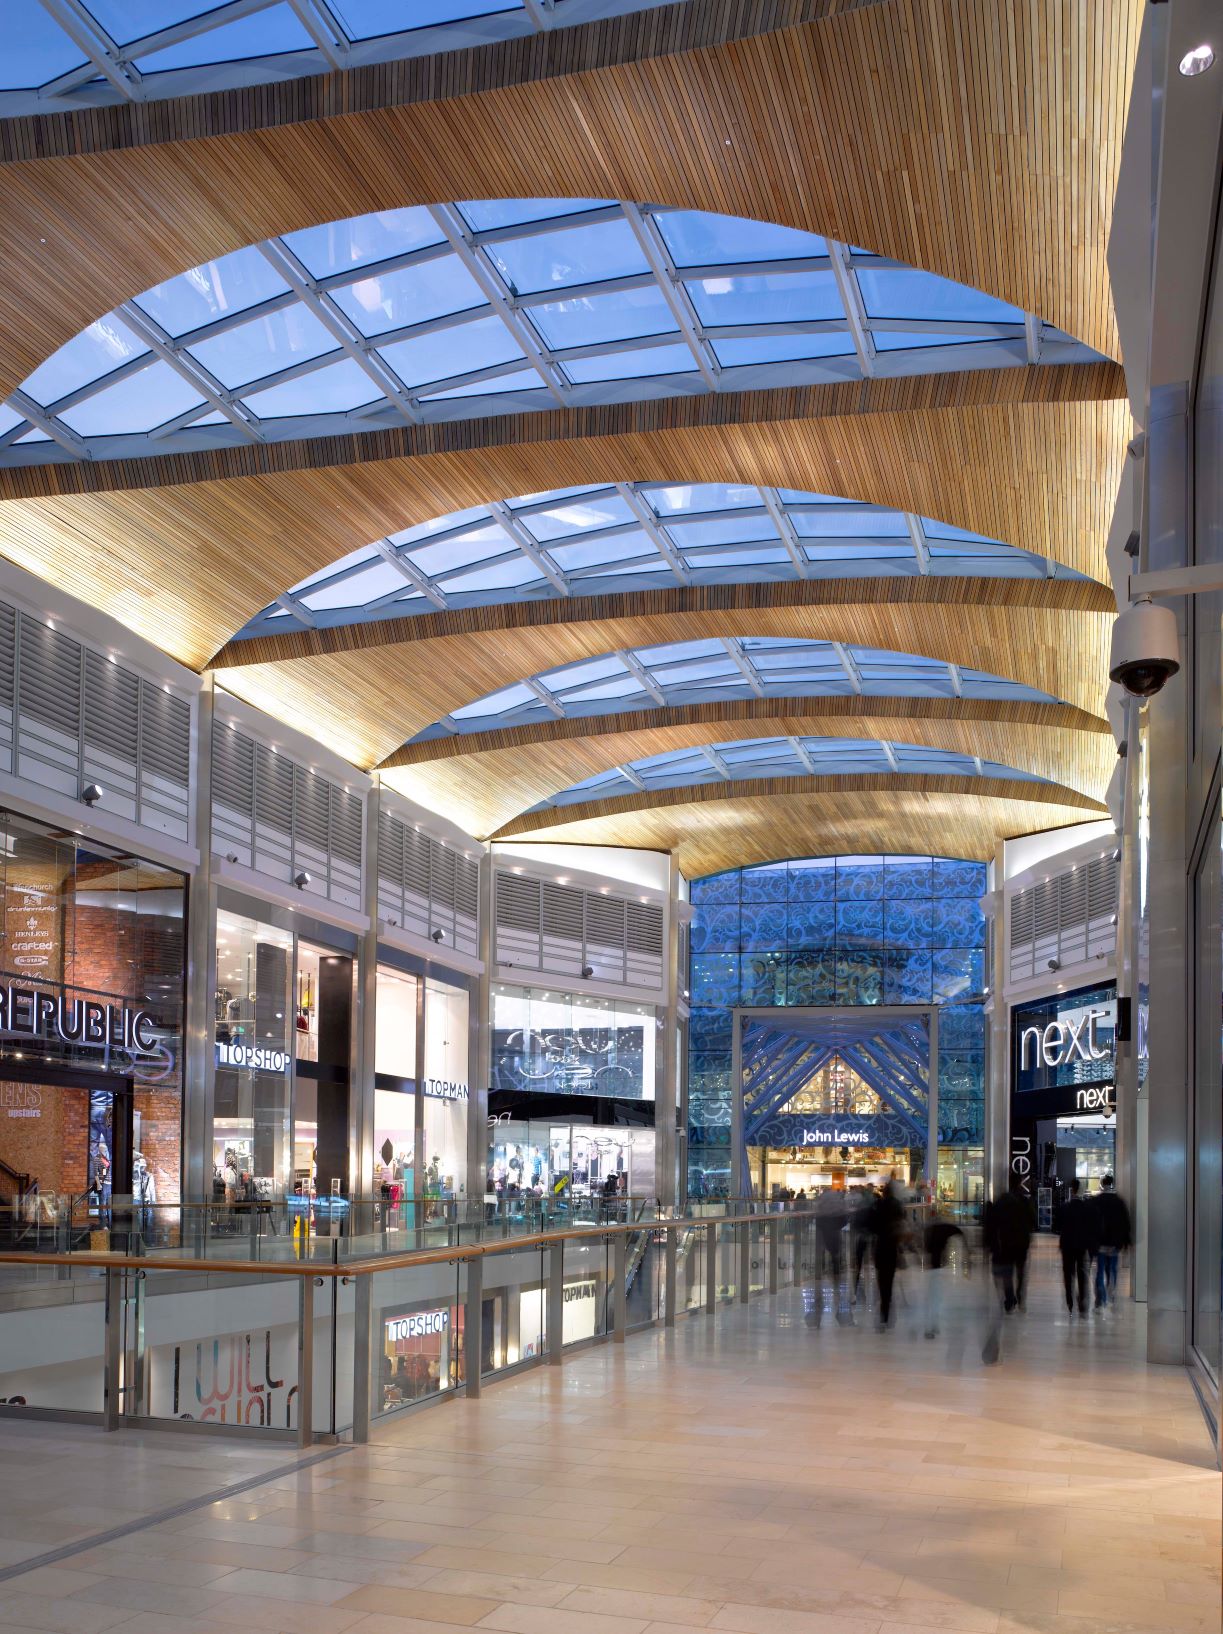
[[427, 205, 568, 406], [759, 487, 811, 578], [257, 239, 422, 426], [523, 677, 566, 717], [618, 650, 668, 705], [1024, 312, 1044, 364], [719, 638, 766, 696], [880, 740, 901, 773], [827, 239, 877, 379], [117, 302, 263, 440], [697, 744, 735, 780], [488, 502, 569, 595], [369, 539, 448, 610], [831, 642, 864, 694], [284, 0, 348, 68], [947, 663, 964, 698], [904, 514, 931, 574], [613, 484, 691, 584], [5, 389, 90, 459], [786, 737, 820, 775], [37, 0, 142, 99], [616, 763, 648, 791], [620, 203, 720, 390]]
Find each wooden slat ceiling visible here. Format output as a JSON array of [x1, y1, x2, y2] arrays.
[[212, 592, 1113, 770], [379, 710, 1116, 839], [0, 0, 1139, 877], [0, 0, 1141, 393], [486, 781, 1108, 876]]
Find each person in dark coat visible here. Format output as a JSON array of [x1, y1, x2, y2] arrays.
[[866, 1179, 906, 1329], [981, 1178, 1036, 1364], [1057, 1178, 1096, 1316], [1091, 1174, 1133, 1309]]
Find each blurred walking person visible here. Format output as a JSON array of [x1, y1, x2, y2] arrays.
[[866, 1178, 906, 1329], [1092, 1174, 1132, 1310], [1057, 1179, 1095, 1317], [981, 1177, 1036, 1364], [814, 1185, 852, 1325], [922, 1208, 966, 1339]]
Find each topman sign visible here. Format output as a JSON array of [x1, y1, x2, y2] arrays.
[[0, 985, 158, 1054]]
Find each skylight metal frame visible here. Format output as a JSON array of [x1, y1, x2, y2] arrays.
[[528, 733, 1049, 809], [2, 197, 1099, 468], [403, 633, 1067, 743], [238, 480, 1084, 638]]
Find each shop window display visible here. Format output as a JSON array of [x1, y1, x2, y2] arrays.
[[378, 1302, 465, 1414], [214, 910, 291, 1198], [491, 987, 656, 1101], [0, 812, 187, 1240], [487, 1120, 654, 1206], [423, 976, 469, 1203]]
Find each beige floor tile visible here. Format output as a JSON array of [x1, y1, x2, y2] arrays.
[[557, 1585, 721, 1625], [474, 1604, 650, 1634], [339, 1584, 501, 1625]]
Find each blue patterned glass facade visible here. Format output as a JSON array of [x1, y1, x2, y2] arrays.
[[687, 855, 987, 1195]]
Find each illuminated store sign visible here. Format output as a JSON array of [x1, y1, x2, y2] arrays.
[[563, 1280, 595, 1305], [1075, 1084, 1116, 1112], [215, 1040, 290, 1074], [0, 986, 158, 1054], [801, 1124, 875, 1146], [423, 1078, 468, 1101], [386, 1310, 449, 1341], [1018, 1009, 1111, 1070]]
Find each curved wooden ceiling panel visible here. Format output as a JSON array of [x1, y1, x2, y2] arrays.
[[486, 781, 1108, 875], [213, 595, 1112, 769], [381, 713, 1116, 839], [0, 0, 1141, 393]]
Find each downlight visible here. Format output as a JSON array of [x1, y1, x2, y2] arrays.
[[1179, 44, 1215, 76]]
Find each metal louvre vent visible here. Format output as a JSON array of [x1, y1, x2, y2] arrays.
[[377, 807, 479, 957], [211, 718, 364, 907], [494, 870, 666, 993], [1009, 853, 1118, 982], [0, 601, 193, 837]]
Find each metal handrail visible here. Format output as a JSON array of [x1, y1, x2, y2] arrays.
[[0, 1206, 816, 1279]]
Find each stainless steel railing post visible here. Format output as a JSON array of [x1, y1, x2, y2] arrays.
[[464, 1252, 484, 1398], [297, 1276, 315, 1449], [613, 1232, 627, 1343], [705, 1221, 717, 1313], [664, 1227, 678, 1327], [768, 1217, 779, 1295], [103, 1266, 122, 1431], [547, 1240, 565, 1365], [739, 1218, 750, 1304], [350, 1274, 372, 1443]]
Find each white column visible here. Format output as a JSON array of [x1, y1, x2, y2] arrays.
[[182, 675, 217, 1204]]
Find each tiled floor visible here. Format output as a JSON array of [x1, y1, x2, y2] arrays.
[[0, 1246, 1218, 1634]]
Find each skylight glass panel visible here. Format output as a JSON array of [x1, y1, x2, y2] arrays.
[[330, 255, 485, 338], [563, 345, 697, 383], [424, 369, 545, 401], [520, 492, 633, 540], [568, 678, 646, 702], [335, 1, 520, 40], [872, 331, 980, 352], [456, 198, 611, 233], [380, 316, 523, 389], [549, 534, 655, 572], [134, 5, 315, 71], [485, 219, 648, 295], [187, 305, 337, 390], [792, 508, 909, 538], [856, 268, 1024, 324], [2, 8, 86, 88], [713, 334, 855, 367], [665, 515, 778, 548], [22, 315, 148, 407], [445, 558, 542, 594], [58, 360, 203, 437], [243, 358, 384, 419], [0, 405, 23, 439], [686, 270, 842, 327], [283, 209, 447, 281], [407, 525, 508, 577], [134, 247, 288, 338], [546, 657, 625, 691], [294, 544, 378, 593], [648, 484, 760, 514], [90, 2, 242, 46], [300, 560, 409, 611], [453, 682, 534, 720], [392, 506, 489, 548], [529, 286, 679, 350], [656, 211, 828, 267]]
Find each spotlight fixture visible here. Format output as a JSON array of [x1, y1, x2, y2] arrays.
[[1047, 958, 1061, 972], [293, 869, 311, 889], [430, 928, 445, 943], [581, 964, 594, 979], [1179, 43, 1215, 76], [81, 783, 104, 806]]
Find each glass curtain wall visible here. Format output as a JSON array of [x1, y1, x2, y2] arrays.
[[687, 855, 987, 1196]]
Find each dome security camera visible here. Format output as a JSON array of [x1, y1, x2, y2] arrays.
[[1109, 597, 1180, 698], [581, 964, 594, 979]]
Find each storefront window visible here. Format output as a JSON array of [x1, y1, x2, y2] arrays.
[[1193, 801, 1222, 1379], [214, 910, 291, 1197], [423, 977, 469, 1200], [375, 965, 417, 1079], [0, 812, 187, 1232], [487, 1119, 654, 1203], [491, 986, 656, 1101], [378, 1299, 463, 1414]]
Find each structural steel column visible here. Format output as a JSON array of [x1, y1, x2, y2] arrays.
[[925, 1007, 939, 1187], [656, 856, 681, 1207], [354, 776, 380, 1202], [470, 852, 494, 1204], [183, 676, 217, 1206], [985, 841, 1010, 1200]]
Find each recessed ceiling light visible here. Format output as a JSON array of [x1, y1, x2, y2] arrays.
[[1179, 43, 1214, 75]]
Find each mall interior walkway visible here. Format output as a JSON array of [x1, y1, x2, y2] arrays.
[[0, 1246, 1216, 1634]]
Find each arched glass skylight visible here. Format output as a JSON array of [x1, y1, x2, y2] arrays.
[[2, 201, 1101, 466], [528, 738, 1048, 810], [409, 637, 1064, 743], [229, 482, 1084, 640], [1, 2, 662, 115]]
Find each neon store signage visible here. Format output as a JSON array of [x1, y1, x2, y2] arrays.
[[1018, 1008, 1112, 1070], [386, 1310, 449, 1341], [0, 986, 158, 1054]]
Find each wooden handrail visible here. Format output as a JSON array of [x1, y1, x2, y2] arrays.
[[0, 1209, 817, 1279]]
